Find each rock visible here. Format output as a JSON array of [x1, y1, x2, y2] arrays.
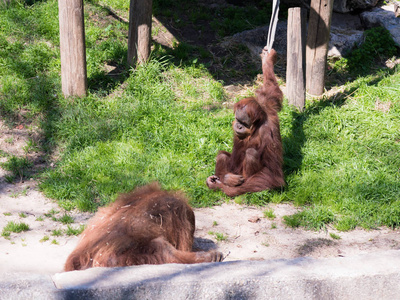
[[282, 0, 380, 13], [331, 11, 364, 30], [333, 0, 380, 13], [360, 5, 400, 46], [329, 12, 364, 57], [229, 14, 364, 58], [329, 28, 364, 57], [248, 216, 261, 223], [229, 21, 288, 56], [226, 8, 400, 59]]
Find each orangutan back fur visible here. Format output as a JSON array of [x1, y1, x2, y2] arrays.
[[64, 183, 196, 271]]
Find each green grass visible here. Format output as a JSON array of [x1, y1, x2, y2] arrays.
[[44, 209, 59, 218], [39, 58, 230, 210], [336, 27, 397, 76], [65, 225, 85, 236], [57, 214, 74, 224], [40, 235, 50, 243], [283, 206, 336, 231], [0, 156, 33, 181], [208, 231, 228, 242], [1, 0, 400, 232], [10, 188, 28, 198], [263, 209, 276, 220], [51, 229, 63, 237], [2, 221, 30, 237], [329, 233, 341, 240]]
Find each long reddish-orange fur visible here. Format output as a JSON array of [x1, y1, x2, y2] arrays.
[[206, 49, 284, 197], [65, 183, 222, 271]]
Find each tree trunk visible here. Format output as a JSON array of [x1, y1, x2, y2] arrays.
[[305, 0, 333, 96], [287, 7, 306, 110], [127, 0, 153, 66], [58, 0, 87, 97]]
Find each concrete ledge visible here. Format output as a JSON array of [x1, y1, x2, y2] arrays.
[[1, 250, 399, 299], [0, 273, 56, 299]]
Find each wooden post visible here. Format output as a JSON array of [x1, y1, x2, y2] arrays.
[[287, 7, 306, 111], [127, 0, 153, 66], [305, 0, 333, 96], [58, 0, 87, 97]]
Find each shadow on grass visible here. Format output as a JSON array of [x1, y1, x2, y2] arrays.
[[281, 66, 394, 179], [282, 92, 347, 178]]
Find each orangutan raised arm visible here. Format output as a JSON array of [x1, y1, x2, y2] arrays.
[[206, 49, 284, 197]]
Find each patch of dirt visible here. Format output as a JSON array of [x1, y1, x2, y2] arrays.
[[1, 120, 400, 275], [194, 202, 400, 262], [0, 180, 91, 274], [375, 99, 392, 113]]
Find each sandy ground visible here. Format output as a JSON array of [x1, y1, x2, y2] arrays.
[[1, 121, 400, 275], [1, 179, 400, 274]]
